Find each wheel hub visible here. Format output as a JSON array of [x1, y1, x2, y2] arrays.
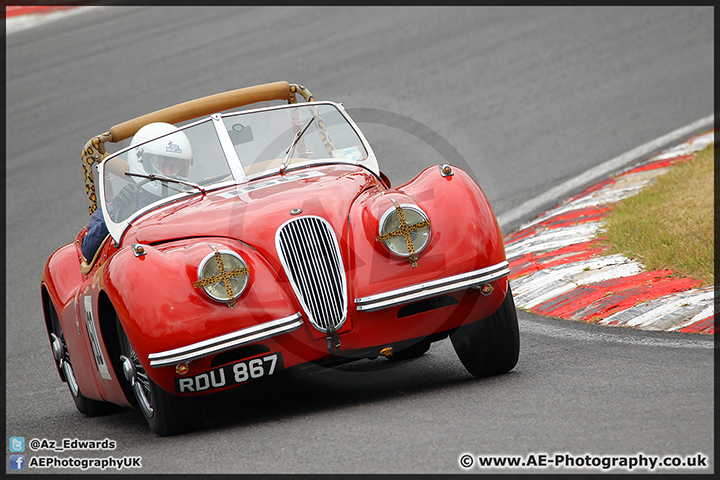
[[50, 333, 80, 397], [120, 354, 154, 418], [120, 355, 136, 384], [50, 333, 65, 366]]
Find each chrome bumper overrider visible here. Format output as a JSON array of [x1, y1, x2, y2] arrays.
[[148, 312, 303, 367], [354, 261, 510, 313]]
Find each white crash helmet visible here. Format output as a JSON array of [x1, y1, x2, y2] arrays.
[[128, 122, 193, 195]]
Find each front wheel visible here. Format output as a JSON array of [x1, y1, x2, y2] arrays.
[[450, 285, 519, 378], [116, 318, 203, 436]]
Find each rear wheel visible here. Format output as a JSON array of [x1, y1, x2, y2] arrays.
[[48, 303, 115, 416], [450, 285, 519, 378], [116, 318, 203, 436]]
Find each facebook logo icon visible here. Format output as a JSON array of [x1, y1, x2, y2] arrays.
[[9, 437, 25, 452], [9, 455, 25, 470]]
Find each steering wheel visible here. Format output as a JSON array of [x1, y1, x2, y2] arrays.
[[112, 179, 153, 221]]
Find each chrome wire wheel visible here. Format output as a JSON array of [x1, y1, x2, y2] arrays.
[[50, 332, 80, 397], [49, 303, 81, 399], [47, 298, 112, 416], [118, 325, 154, 419], [114, 315, 204, 436], [62, 351, 81, 398]]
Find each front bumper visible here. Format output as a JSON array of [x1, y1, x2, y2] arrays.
[[354, 260, 510, 312], [148, 312, 303, 367]]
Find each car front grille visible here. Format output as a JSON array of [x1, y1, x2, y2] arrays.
[[275, 216, 348, 332]]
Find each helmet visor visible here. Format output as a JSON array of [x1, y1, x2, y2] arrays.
[[148, 154, 186, 176]]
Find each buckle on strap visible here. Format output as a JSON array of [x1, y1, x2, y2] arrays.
[[326, 324, 341, 354]]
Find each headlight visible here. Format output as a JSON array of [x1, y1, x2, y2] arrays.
[[376, 201, 431, 267], [194, 247, 249, 307]]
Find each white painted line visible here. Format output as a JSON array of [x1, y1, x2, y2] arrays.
[[504, 222, 602, 260], [497, 114, 715, 230], [652, 131, 715, 160]]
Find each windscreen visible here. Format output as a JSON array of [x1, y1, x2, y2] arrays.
[[222, 103, 369, 177]]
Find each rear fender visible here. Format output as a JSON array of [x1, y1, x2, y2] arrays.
[[41, 244, 109, 402], [42, 242, 84, 311]]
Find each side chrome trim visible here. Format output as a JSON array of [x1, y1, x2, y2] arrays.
[[148, 312, 303, 367], [354, 261, 510, 312]]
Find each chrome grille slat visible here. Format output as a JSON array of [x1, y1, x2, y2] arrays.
[[305, 219, 343, 323], [306, 218, 341, 330], [296, 219, 332, 328], [297, 220, 331, 327], [276, 216, 348, 332]]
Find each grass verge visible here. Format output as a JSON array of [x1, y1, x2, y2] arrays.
[[601, 144, 714, 286]]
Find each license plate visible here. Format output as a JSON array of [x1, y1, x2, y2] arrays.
[[175, 352, 283, 393]]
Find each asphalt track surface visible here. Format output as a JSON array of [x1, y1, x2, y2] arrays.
[[5, 6, 715, 475]]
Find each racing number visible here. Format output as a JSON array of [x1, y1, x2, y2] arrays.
[[233, 355, 277, 383]]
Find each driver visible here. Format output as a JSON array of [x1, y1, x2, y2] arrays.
[[81, 122, 193, 262], [128, 122, 193, 192]]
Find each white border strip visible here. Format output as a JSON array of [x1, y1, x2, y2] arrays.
[[497, 114, 714, 230]]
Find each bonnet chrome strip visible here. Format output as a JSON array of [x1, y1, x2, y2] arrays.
[[148, 312, 303, 367], [354, 261, 510, 312]]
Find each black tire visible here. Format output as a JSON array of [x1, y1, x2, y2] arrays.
[[48, 302, 116, 416], [116, 318, 203, 436], [387, 338, 431, 361], [450, 285, 519, 378]]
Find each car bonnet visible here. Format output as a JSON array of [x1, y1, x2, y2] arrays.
[[127, 164, 380, 248]]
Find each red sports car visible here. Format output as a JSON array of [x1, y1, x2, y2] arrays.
[[41, 81, 519, 435]]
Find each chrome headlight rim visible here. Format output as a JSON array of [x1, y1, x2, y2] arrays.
[[377, 202, 432, 257], [195, 248, 249, 304]]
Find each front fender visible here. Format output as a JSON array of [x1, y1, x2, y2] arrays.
[[102, 237, 300, 378], [348, 164, 507, 312]]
